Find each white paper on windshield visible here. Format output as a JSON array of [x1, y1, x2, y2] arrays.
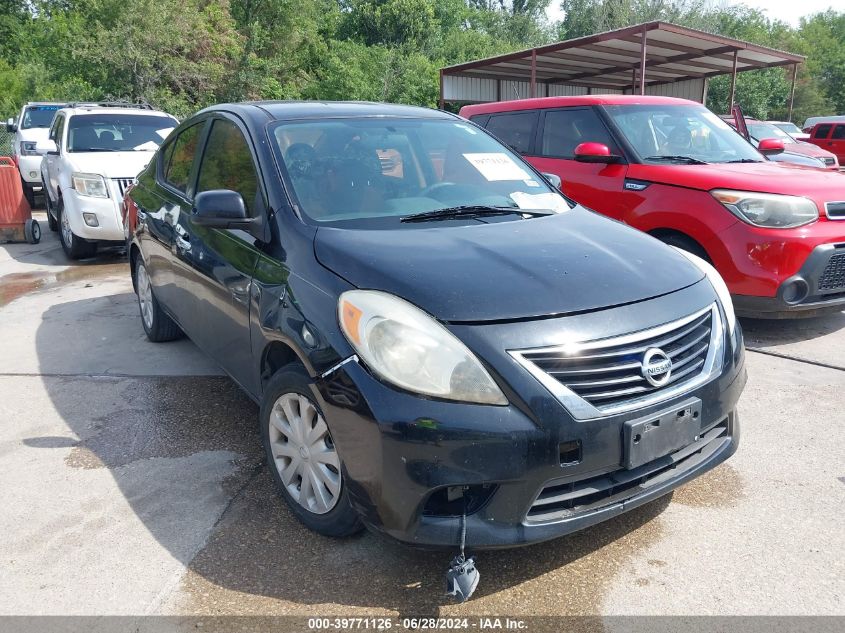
[[156, 127, 175, 139], [134, 141, 161, 151], [463, 153, 531, 181], [510, 192, 570, 213], [455, 123, 478, 135]]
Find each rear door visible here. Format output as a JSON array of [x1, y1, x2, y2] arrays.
[[170, 114, 266, 396], [526, 107, 628, 218], [43, 114, 64, 201]]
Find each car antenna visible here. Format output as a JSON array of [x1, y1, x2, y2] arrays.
[[445, 492, 480, 602]]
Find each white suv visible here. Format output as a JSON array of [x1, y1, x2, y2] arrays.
[[6, 102, 67, 206], [37, 102, 177, 259]]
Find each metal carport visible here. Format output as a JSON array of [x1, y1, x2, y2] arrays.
[[440, 21, 805, 117]]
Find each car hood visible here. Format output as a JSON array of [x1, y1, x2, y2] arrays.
[[786, 142, 836, 159], [626, 161, 845, 200], [65, 151, 155, 179], [17, 128, 50, 143], [314, 207, 704, 322]]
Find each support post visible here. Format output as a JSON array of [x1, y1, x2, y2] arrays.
[[530, 50, 537, 98], [639, 26, 648, 95], [631, 67, 636, 95], [727, 50, 738, 112], [788, 63, 798, 121], [439, 69, 445, 110]]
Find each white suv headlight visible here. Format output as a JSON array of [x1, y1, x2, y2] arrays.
[[19, 141, 38, 156], [339, 290, 507, 405], [72, 172, 109, 198], [712, 189, 818, 228], [673, 248, 736, 337]]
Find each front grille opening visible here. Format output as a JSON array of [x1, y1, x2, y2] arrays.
[[819, 250, 845, 291], [422, 484, 497, 517], [560, 440, 582, 465], [526, 418, 729, 524], [522, 309, 713, 411]]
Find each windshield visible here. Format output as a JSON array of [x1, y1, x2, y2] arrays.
[[604, 104, 763, 164], [747, 122, 794, 143], [271, 117, 571, 228], [68, 114, 176, 152], [22, 105, 64, 129], [774, 122, 802, 135]]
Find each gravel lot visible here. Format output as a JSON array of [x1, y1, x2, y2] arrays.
[[1, 211, 843, 624]]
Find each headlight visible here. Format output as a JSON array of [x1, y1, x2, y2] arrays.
[[338, 290, 507, 405], [19, 141, 38, 156], [72, 172, 109, 198], [712, 189, 817, 228], [673, 248, 736, 338]]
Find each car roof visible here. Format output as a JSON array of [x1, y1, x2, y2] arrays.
[[58, 105, 175, 117], [459, 95, 698, 117], [196, 100, 455, 123]]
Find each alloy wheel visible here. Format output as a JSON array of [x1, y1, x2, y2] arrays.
[[268, 393, 341, 515], [136, 263, 154, 329], [60, 208, 73, 249]]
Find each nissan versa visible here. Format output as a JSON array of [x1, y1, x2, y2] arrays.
[[125, 101, 746, 550]]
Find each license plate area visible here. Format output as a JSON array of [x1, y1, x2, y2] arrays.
[[623, 398, 702, 470]]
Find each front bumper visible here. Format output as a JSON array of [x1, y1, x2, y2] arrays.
[[311, 283, 746, 548], [734, 242, 845, 317], [17, 155, 43, 186], [62, 189, 125, 242]]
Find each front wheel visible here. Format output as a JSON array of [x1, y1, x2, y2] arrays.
[[260, 365, 363, 538], [58, 199, 97, 260], [135, 258, 182, 342]]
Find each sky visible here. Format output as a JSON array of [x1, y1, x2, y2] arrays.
[[545, 0, 839, 27]]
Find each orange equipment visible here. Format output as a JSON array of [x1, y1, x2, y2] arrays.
[[0, 156, 40, 244]]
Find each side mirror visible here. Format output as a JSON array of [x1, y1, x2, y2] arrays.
[[541, 172, 562, 189], [758, 138, 785, 155], [192, 189, 269, 241], [6, 118, 16, 133], [35, 139, 58, 156], [574, 142, 620, 164]]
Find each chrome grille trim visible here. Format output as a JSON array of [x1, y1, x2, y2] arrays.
[[509, 304, 724, 420], [824, 201, 845, 220], [112, 177, 134, 199]]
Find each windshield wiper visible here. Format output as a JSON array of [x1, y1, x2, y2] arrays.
[[401, 205, 553, 223], [723, 158, 762, 163], [644, 155, 709, 165]]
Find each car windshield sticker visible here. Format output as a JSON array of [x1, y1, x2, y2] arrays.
[[463, 153, 531, 181], [524, 179, 540, 187], [455, 124, 478, 135], [156, 128, 175, 139], [134, 141, 161, 151], [510, 191, 569, 213]]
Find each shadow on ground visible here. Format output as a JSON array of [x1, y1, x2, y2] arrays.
[[740, 311, 845, 348]]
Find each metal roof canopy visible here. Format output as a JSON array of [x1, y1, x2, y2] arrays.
[[440, 21, 805, 116]]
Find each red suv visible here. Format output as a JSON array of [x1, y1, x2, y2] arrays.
[[807, 122, 845, 167], [461, 96, 845, 318]]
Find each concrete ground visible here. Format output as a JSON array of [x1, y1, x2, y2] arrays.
[[1, 211, 843, 621]]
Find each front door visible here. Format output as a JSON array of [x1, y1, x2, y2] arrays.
[[170, 115, 265, 396], [525, 107, 629, 219]]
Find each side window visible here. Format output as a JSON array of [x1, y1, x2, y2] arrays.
[[49, 115, 64, 146], [468, 114, 490, 127], [485, 111, 538, 155], [814, 124, 833, 139], [163, 123, 203, 193], [831, 125, 845, 140], [196, 119, 260, 215], [540, 108, 616, 158]]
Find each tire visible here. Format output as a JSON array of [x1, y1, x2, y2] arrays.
[[134, 257, 182, 342], [44, 182, 58, 231], [24, 219, 41, 244], [656, 232, 711, 263], [57, 198, 97, 260], [260, 364, 363, 538], [22, 181, 36, 208]]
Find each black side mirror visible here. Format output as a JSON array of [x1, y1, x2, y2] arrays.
[[6, 118, 16, 133], [192, 189, 269, 241]]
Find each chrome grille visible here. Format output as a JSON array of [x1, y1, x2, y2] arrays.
[[819, 250, 845, 291], [112, 177, 134, 198], [823, 157, 836, 167], [510, 305, 722, 419], [824, 201, 845, 220]]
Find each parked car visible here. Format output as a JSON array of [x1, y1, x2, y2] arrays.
[[37, 102, 177, 259], [5, 102, 68, 206], [724, 116, 838, 170], [806, 121, 845, 167], [461, 96, 845, 318], [802, 115, 845, 133], [768, 120, 809, 141], [125, 101, 745, 549]]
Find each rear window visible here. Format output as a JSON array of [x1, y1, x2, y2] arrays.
[[814, 124, 833, 139]]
